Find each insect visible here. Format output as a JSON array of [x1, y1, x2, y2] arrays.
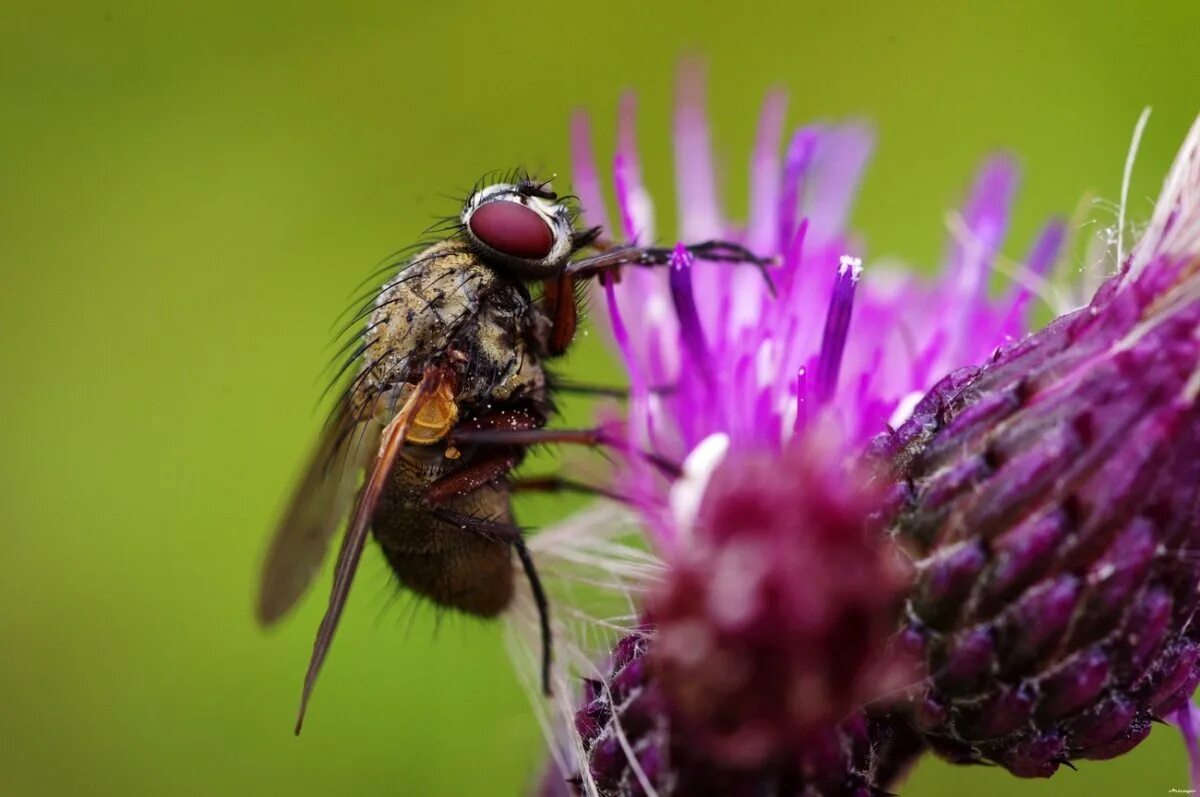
[[256, 171, 771, 732]]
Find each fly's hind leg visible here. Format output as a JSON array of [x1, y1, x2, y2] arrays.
[[430, 506, 553, 697], [417, 405, 551, 694], [420, 455, 635, 698]]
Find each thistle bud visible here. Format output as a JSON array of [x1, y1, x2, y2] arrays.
[[878, 120, 1200, 778]]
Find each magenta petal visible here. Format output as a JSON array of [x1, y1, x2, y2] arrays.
[[614, 91, 654, 242], [668, 244, 712, 385], [569, 110, 610, 232], [673, 60, 722, 240], [805, 123, 873, 245], [814, 256, 863, 404], [1024, 217, 1067, 280], [949, 155, 1019, 302], [994, 218, 1067, 340], [779, 128, 819, 255], [747, 90, 788, 252], [603, 279, 637, 389]]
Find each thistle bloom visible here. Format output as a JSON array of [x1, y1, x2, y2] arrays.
[[518, 65, 1200, 797], [571, 72, 1065, 520]]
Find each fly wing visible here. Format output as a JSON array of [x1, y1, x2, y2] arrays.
[[257, 400, 382, 627], [292, 367, 446, 734]]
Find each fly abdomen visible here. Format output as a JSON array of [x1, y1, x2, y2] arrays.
[[372, 449, 516, 617]]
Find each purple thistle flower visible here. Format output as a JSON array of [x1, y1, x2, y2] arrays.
[[559, 62, 1056, 780], [570, 64, 1064, 549], [514, 64, 1200, 797]]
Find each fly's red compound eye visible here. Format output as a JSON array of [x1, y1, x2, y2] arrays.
[[468, 200, 555, 260]]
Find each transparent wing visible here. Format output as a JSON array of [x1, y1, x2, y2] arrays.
[[256, 401, 382, 627], [293, 368, 445, 733]]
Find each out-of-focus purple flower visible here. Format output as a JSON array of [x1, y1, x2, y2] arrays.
[[877, 115, 1200, 779]]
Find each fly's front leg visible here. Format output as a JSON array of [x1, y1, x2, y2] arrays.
[[565, 238, 776, 293]]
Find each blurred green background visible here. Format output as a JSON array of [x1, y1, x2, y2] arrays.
[[3, 1, 1200, 794]]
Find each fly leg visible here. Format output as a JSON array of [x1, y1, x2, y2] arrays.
[[508, 475, 628, 503], [421, 406, 545, 505], [553, 380, 629, 399], [421, 454, 522, 506], [450, 425, 682, 478], [552, 379, 679, 399], [541, 271, 577, 356], [429, 506, 553, 697], [415, 406, 549, 693], [423, 461, 629, 507], [565, 238, 775, 294]]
